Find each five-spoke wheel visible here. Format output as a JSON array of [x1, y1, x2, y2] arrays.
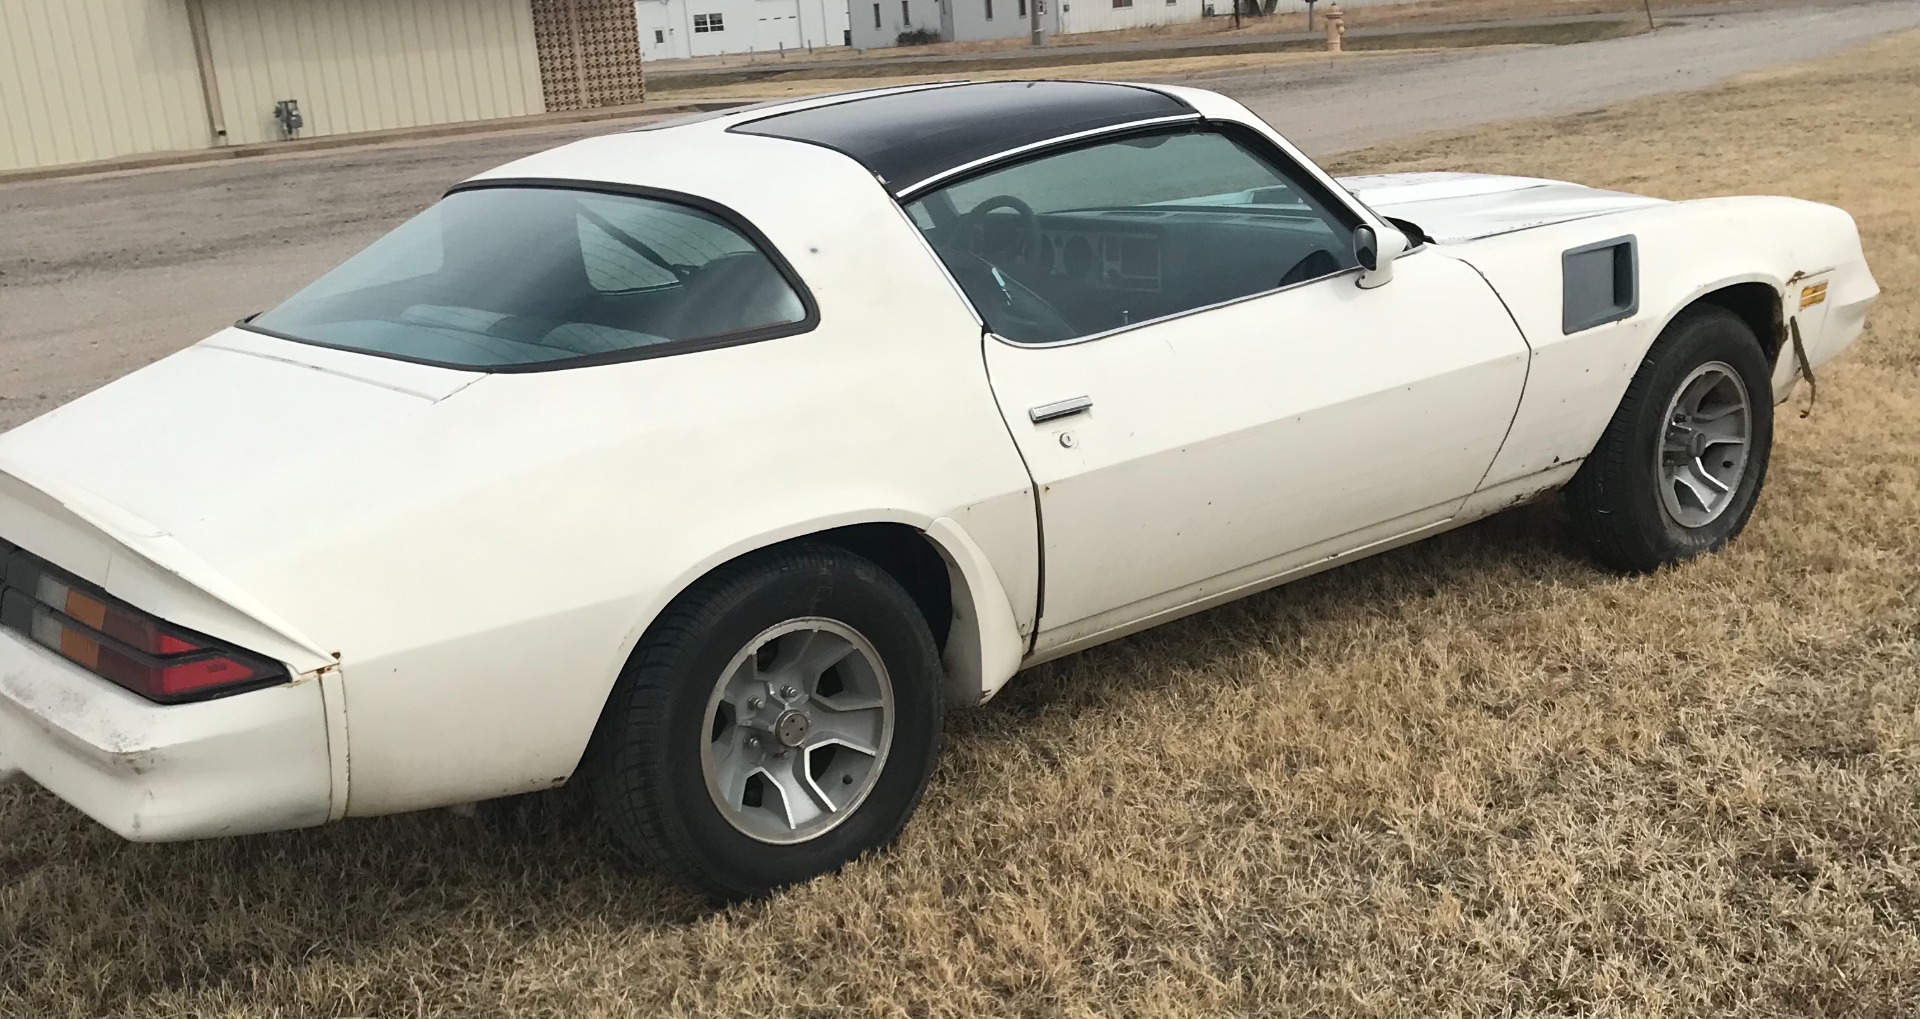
[[1656, 361, 1753, 529], [702, 619, 895, 844]]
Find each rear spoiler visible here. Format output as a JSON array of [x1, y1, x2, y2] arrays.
[[0, 462, 337, 675]]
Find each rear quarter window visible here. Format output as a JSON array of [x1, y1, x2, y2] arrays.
[[250, 185, 814, 370]]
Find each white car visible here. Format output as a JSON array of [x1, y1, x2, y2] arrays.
[[0, 81, 1877, 898]]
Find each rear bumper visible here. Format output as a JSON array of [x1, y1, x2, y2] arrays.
[[0, 625, 332, 840]]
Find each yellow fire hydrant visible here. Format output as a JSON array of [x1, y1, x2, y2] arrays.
[[1324, 2, 1346, 52]]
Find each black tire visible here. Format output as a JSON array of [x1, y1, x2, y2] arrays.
[[1565, 304, 1774, 573], [589, 544, 945, 901]]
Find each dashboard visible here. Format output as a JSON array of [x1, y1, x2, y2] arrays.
[[1042, 230, 1162, 293], [962, 207, 1353, 335]]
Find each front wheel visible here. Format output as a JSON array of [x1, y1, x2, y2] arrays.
[[589, 545, 945, 900], [1565, 304, 1775, 573]]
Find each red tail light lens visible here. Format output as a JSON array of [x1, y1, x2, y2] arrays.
[[39, 576, 206, 656], [0, 548, 286, 703]]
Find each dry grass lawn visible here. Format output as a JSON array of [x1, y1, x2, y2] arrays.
[[4, 30, 1919, 1019]]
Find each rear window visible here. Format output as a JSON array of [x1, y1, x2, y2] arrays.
[[249, 186, 812, 369]]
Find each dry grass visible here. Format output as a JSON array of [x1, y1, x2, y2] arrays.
[[5, 30, 1920, 1019]]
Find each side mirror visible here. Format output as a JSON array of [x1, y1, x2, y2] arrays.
[[1353, 223, 1410, 290]]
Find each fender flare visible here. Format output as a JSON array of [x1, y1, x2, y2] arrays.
[[606, 509, 1029, 715]]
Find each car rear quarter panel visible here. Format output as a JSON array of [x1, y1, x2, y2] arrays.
[[274, 135, 1042, 816], [1443, 195, 1870, 487]]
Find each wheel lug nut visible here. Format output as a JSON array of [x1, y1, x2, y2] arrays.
[[747, 697, 763, 710], [780, 685, 798, 699], [745, 735, 762, 751]]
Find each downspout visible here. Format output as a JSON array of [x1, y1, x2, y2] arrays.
[[183, 0, 228, 146]]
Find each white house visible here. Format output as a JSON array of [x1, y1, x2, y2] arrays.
[[637, 0, 850, 59], [1053, 0, 1210, 35], [851, 0, 1211, 47]]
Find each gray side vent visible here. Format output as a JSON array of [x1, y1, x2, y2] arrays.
[[1561, 235, 1638, 334]]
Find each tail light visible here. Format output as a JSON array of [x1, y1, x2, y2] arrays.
[[0, 543, 287, 703]]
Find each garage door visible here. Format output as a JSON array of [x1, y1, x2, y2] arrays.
[[754, 0, 804, 52]]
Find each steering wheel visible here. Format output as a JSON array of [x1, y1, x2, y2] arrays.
[[963, 195, 1045, 265], [939, 248, 1078, 344]]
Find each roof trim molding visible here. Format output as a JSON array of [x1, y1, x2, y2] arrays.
[[727, 80, 1196, 198]]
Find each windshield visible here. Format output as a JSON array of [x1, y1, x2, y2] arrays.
[[250, 187, 810, 369]]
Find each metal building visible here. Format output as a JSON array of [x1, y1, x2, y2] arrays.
[[634, 0, 850, 61], [0, 0, 646, 172]]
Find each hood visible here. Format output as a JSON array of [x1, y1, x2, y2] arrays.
[[1336, 172, 1666, 243]]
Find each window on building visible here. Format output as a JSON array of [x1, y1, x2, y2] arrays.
[[873, 2, 882, 26], [1112, 0, 1133, 7], [985, 0, 993, 16], [901, 0, 911, 24], [693, 12, 724, 31], [1018, 0, 1027, 14], [653, 29, 666, 42]]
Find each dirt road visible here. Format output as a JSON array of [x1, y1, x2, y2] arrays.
[[1181, 1, 1920, 151], [3, 1, 1916, 432]]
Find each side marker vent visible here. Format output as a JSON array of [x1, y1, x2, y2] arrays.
[[1562, 235, 1638, 334]]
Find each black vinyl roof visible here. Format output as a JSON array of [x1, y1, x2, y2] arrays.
[[729, 81, 1196, 196]]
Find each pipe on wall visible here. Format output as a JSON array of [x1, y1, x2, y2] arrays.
[[182, 0, 229, 146]]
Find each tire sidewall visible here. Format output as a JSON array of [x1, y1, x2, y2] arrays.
[[643, 555, 943, 893], [1618, 311, 1775, 559]]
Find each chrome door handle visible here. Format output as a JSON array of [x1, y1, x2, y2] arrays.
[[1028, 396, 1092, 424]]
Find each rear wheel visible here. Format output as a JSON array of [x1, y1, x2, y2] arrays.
[[590, 544, 945, 900], [1565, 305, 1774, 572]]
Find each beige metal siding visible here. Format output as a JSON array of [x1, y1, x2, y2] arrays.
[[201, 0, 545, 146], [0, 0, 212, 171]]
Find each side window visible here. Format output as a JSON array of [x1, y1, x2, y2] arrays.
[[904, 127, 1358, 344]]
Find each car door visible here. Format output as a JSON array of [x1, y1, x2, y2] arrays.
[[904, 125, 1531, 651]]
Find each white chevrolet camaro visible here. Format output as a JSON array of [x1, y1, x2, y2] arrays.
[[0, 81, 1878, 898]]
